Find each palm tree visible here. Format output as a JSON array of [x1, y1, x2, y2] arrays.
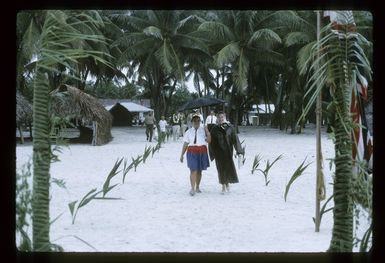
[[16, 11, 46, 95], [298, 12, 372, 252], [197, 10, 286, 129], [17, 10, 112, 251], [112, 10, 210, 121]]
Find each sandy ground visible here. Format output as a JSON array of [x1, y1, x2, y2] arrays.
[[15, 125, 370, 252]]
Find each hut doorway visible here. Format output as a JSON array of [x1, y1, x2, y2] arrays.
[[109, 103, 133, 126]]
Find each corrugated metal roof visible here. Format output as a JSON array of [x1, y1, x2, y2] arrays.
[[106, 102, 153, 112]]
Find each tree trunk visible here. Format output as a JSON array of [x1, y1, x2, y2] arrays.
[[18, 124, 25, 144], [32, 69, 51, 251], [328, 82, 353, 252]]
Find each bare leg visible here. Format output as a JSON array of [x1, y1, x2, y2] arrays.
[[196, 171, 202, 192], [221, 184, 226, 194], [190, 171, 197, 196]]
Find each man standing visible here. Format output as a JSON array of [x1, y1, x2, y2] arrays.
[[209, 111, 244, 194], [205, 110, 217, 131], [158, 115, 168, 143], [144, 111, 155, 142], [171, 112, 180, 141]]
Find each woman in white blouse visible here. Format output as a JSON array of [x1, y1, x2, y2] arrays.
[[180, 113, 211, 196]]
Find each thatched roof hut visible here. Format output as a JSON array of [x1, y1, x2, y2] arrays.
[[50, 84, 112, 145], [16, 90, 32, 126]]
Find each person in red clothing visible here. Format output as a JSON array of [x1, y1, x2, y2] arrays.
[[180, 113, 211, 196]]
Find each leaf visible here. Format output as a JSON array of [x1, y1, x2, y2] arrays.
[[142, 145, 152, 164], [51, 178, 67, 189], [68, 201, 78, 217], [93, 197, 123, 200], [77, 188, 100, 208], [143, 26, 163, 40], [103, 183, 119, 197], [284, 157, 312, 202], [103, 158, 123, 196], [251, 154, 262, 174]]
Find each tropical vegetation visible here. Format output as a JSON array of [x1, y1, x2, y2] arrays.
[[16, 10, 372, 252]]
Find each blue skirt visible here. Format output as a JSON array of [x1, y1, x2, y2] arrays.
[[186, 146, 210, 171]]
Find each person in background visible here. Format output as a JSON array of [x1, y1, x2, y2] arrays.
[[205, 110, 217, 131], [209, 111, 244, 194], [158, 115, 168, 143], [180, 112, 187, 137], [195, 109, 204, 125], [144, 111, 155, 142], [180, 113, 211, 196], [172, 112, 180, 141], [186, 112, 193, 129]]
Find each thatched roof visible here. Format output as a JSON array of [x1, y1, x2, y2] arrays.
[[16, 91, 32, 125], [50, 84, 113, 145]]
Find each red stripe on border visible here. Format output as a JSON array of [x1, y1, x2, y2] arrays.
[[187, 145, 207, 153]]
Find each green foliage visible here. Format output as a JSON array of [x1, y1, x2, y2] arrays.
[[251, 154, 262, 174], [69, 140, 165, 224], [103, 158, 123, 197], [86, 81, 139, 99], [16, 160, 33, 251], [16, 159, 64, 251], [142, 145, 152, 164], [312, 194, 334, 226], [252, 154, 283, 186], [284, 157, 312, 201], [359, 223, 372, 252], [122, 158, 134, 184]]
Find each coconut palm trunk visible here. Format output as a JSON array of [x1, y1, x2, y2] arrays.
[[31, 69, 52, 251], [298, 11, 372, 252], [327, 82, 353, 251], [18, 10, 114, 251]]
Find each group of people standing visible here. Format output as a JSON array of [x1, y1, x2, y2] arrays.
[[180, 110, 244, 196], [144, 111, 188, 143]]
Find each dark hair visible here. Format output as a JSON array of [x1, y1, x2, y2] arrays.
[[217, 111, 225, 115]]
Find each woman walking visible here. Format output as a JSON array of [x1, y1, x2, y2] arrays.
[[180, 113, 211, 196], [209, 111, 244, 194]]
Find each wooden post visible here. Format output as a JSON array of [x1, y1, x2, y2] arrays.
[[18, 125, 24, 144], [315, 10, 322, 232], [92, 121, 97, 146]]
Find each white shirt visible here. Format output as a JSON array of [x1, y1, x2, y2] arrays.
[[159, 120, 168, 132], [195, 114, 204, 125], [205, 115, 217, 125], [183, 126, 207, 146]]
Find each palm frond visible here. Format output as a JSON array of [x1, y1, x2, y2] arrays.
[[297, 41, 316, 75], [174, 34, 211, 55], [248, 28, 282, 48], [155, 40, 174, 74], [284, 32, 312, 47], [143, 26, 163, 40], [214, 42, 240, 67], [233, 50, 249, 90], [197, 21, 235, 42]]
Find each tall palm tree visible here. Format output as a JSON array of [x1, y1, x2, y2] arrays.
[[112, 10, 210, 120], [197, 10, 285, 128], [17, 10, 112, 251], [298, 12, 372, 252], [16, 11, 46, 95]]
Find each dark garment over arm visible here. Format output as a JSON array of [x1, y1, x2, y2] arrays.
[[209, 123, 244, 184]]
